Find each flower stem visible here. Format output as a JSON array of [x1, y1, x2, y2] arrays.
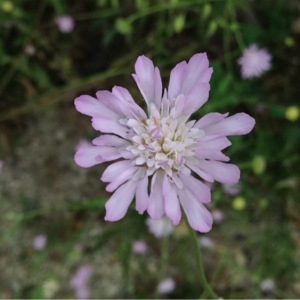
[[185, 218, 219, 299]]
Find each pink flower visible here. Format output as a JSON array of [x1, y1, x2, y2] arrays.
[[132, 240, 148, 254], [33, 234, 47, 250], [157, 277, 175, 294], [70, 265, 92, 299], [146, 216, 174, 238], [74, 53, 255, 233], [260, 278, 275, 293], [55, 15, 75, 33], [238, 44, 271, 78]]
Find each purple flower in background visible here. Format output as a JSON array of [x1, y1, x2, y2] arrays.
[[55, 15, 75, 33], [260, 278, 275, 293], [70, 265, 92, 299], [146, 216, 174, 238], [74, 53, 255, 232], [33, 234, 47, 250], [238, 44, 271, 78], [157, 277, 175, 294], [132, 240, 148, 254]]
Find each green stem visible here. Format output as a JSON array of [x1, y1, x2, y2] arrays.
[[185, 218, 219, 299]]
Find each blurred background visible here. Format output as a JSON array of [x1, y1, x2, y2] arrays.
[[0, 0, 299, 298]]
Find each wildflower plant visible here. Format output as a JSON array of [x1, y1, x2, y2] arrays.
[[74, 53, 255, 233]]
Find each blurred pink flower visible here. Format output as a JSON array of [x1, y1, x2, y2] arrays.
[[260, 278, 275, 293], [74, 54, 255, 233], [132, 240, 148, 254], [55, 15, 75, 33], [211, 209, 224, 224], [70, 265, 92, 299], [157, 277, 175, 294], [238, 44, 271, 78], [33, 234, 47, 250], [146, 216, 174, 238]]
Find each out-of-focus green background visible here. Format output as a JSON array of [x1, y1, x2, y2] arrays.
[[0, 0, 299, 298]]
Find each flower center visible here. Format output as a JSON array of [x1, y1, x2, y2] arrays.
[[122, 106, 204, 177]]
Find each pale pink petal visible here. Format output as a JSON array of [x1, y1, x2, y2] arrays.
[[195, 149, 229, 162], [205, 113, 256, 136], [185, 161, 214, 182], [135, 176, 150, 214], [179, 189, 213, 232], [194, 112, 228, 129], [147, 171, 165, 219], [196, 136, 231, 151], [162, 175, 181, 225], [105, 180, 137, 221], [74, 146, 121, 168], [112, 86, 147, 119], [180, 174, 211, 203], [92, 135, 129, 147], [96, 90, 143, 119], [182, 83, 210, 115], [198, 160, 240, 184], [74, 95, 119, 119], [92, 117, 128, 138], [106, 166, 138, 192], [132, 55, 162, 108], [168, 61, 188, 100], [181, 53, 210, 94], [101, 160, 133, 182]]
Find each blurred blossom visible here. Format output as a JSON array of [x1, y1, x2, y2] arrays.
[[132, 240, 147, 254], [223, 183, 240, 196], [260, 278, 275, 293], [55, 15, 75, 33], [238, 44, 271, 78], [285, 106, 299, 121], [147, 216, 174, 238], [1, 1, 13, 12], [157, 277, 175, 294], [199, 236, 215, 249], [24, 44, 36, 56], [33, 234, 47, 250], [212, 209, 224, 224], [232, 196, 246, 210], [42, 279, 59, 298], [70, 265, 92, 299]]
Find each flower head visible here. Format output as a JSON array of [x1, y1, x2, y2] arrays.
[[55, 15, 75, 33], [238, 44, 271, 78], [74, 53, 255, 232], [70, 265, 93, 299]]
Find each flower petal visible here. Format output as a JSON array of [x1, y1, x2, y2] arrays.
[[74, 146, 121, 168], [106, 166, 138, 192], [179, 189, 213, 233], [132, 55, 162, 109], [180, 174, 211, 203], [101, 160, 133, 182], [162, 175, 181, 225], [205, 113, 256, 136], [168, 61, 188, 100], [92, 117, 128, 138], [194, 112, 228, 129], [147, 171, 165, 219], [92, 134, 129, 147], [105, 180, 137, 221], [74, 95, 119, 119], [198, 160, 240, 184], [135, 176, 150, 214]]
